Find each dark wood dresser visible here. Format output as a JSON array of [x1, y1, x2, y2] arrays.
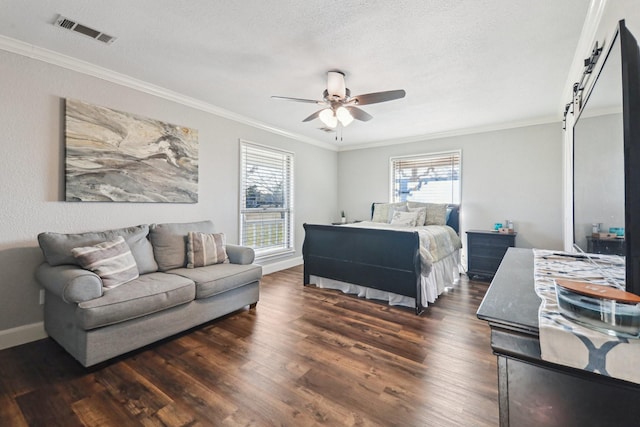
[[466, 230, 516, 280], [477, 248, 640, 427]]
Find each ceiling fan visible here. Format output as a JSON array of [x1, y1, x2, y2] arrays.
[[271, 71, 406, 129]]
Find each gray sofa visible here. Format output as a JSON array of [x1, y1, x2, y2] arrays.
[[35, 220, 261, 367]]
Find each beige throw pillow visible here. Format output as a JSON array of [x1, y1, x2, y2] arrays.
[[425, 203, 448, 225], [390, 210, 419, 226], [187, 232, 228, 268], [372, 202, 408, 223], [408, 207, 427, 226], [71, 236, 139, 289]]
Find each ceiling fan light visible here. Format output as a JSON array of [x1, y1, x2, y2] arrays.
[[319, 108, 337, 128], [336, 106, 354, 127]]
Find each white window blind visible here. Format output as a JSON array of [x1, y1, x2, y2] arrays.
[[240, 141, 294, 258], [391, 150, 461, 204]]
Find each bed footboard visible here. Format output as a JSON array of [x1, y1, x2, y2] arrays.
[[302, 223, 423, 314]]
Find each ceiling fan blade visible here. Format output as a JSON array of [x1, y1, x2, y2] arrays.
[[302, 109, 324, 122], [271, 95, 324, 105], [350, 89, 406, 105], [345, 106, 373, 122]]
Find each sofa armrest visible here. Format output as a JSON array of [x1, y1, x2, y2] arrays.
[[226, 244, 255, 265], [35, 263, 103, 304]]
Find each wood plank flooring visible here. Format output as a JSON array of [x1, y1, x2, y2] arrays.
[[0, 266, 498, 426]]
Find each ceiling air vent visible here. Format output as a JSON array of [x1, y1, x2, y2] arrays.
[[54, 15, 117, 45]]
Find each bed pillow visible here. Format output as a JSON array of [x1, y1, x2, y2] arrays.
[[408, 207, 427, 226], [371, 202, 407, 223], [390, 210, 419, 226], [71, 237, 139, 289], [186, 232, 228, 268], [425, 203, 448, 225], [388, 203, 409, 223]]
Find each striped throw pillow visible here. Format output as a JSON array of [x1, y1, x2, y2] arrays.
[[187, 232, 228, 268], [71, 236, 139, 289]]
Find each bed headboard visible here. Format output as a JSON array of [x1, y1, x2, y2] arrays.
[[370, 203, 461, 234]]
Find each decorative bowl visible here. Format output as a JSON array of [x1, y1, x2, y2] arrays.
[[555, 279, 640, 338]]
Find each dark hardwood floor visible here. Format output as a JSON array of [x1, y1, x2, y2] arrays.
[[0, 266, 498, 426]]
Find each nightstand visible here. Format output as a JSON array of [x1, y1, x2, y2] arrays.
[[586, 236, 625, 255], [466, 230, 517, 281]]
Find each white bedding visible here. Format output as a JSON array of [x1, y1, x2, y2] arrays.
[[312, 222, 462, 308]]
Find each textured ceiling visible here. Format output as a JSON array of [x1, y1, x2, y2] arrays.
[[0, 0, 590, 146]]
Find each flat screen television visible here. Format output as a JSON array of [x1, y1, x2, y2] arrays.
[[573, 19, 640, 296]]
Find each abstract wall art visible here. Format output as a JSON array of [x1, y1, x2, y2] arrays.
[[65, 99, 199, 203]]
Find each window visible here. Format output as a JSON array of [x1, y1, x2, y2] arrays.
[[240, 141, 294, 258], [391, 150, 461, 203]]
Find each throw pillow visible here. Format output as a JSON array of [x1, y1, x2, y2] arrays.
[[371, 202, 407, 223], [71, 236, 139, 289], [390, 210, 419, 226], [388, 203, 409, 223], [425, 203, 448, 225], [408, 207, 427, 226], [187, 232, 228, 268], [149, 220, 215, 271], [38, 224, 158, 274], [372, 203, 390, 222]]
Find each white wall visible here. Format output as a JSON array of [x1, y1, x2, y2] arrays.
[[338, 123, 565, 267], [0, 49, 337, 340]]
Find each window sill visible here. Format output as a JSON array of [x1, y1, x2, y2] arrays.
[[254, 248, 296, 262]]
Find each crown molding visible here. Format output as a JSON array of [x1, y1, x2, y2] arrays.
[[0, 35, 338, 152], [338, 115, 560, 151]]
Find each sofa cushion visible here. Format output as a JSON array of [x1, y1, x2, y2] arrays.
[[76, 272, 195, 330], [38, 225, 158, 274], [187, 232, 228, 268], [149, 220, 215, 271], [71, 237, 139, 289], [168, 263, 262, 299]]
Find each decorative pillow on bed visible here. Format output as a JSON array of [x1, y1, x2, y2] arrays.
[[71, 236, 139, 289], [408, 207, 427, 226], [390, 210, 420, 226], [186, 232, 228, 268], [425, 203, 448, 225], [388, 203, 409, 223], [372, 202, 407, 223]]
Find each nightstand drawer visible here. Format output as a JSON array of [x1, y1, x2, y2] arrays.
[[468, 255, 504, 275], [468, 233, 514, 248]]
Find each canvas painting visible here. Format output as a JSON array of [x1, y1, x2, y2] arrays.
[[65, 99, 199, 203]]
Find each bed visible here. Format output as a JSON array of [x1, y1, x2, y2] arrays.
[[302, 203, 461, 314]]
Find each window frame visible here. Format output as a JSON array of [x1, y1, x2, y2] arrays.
[[239, 140, 294, 259], [389, 149, 462, 204]]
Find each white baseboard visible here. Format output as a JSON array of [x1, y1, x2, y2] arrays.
[[0, 322, 47, 350], [261, 256, 303, 275]]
